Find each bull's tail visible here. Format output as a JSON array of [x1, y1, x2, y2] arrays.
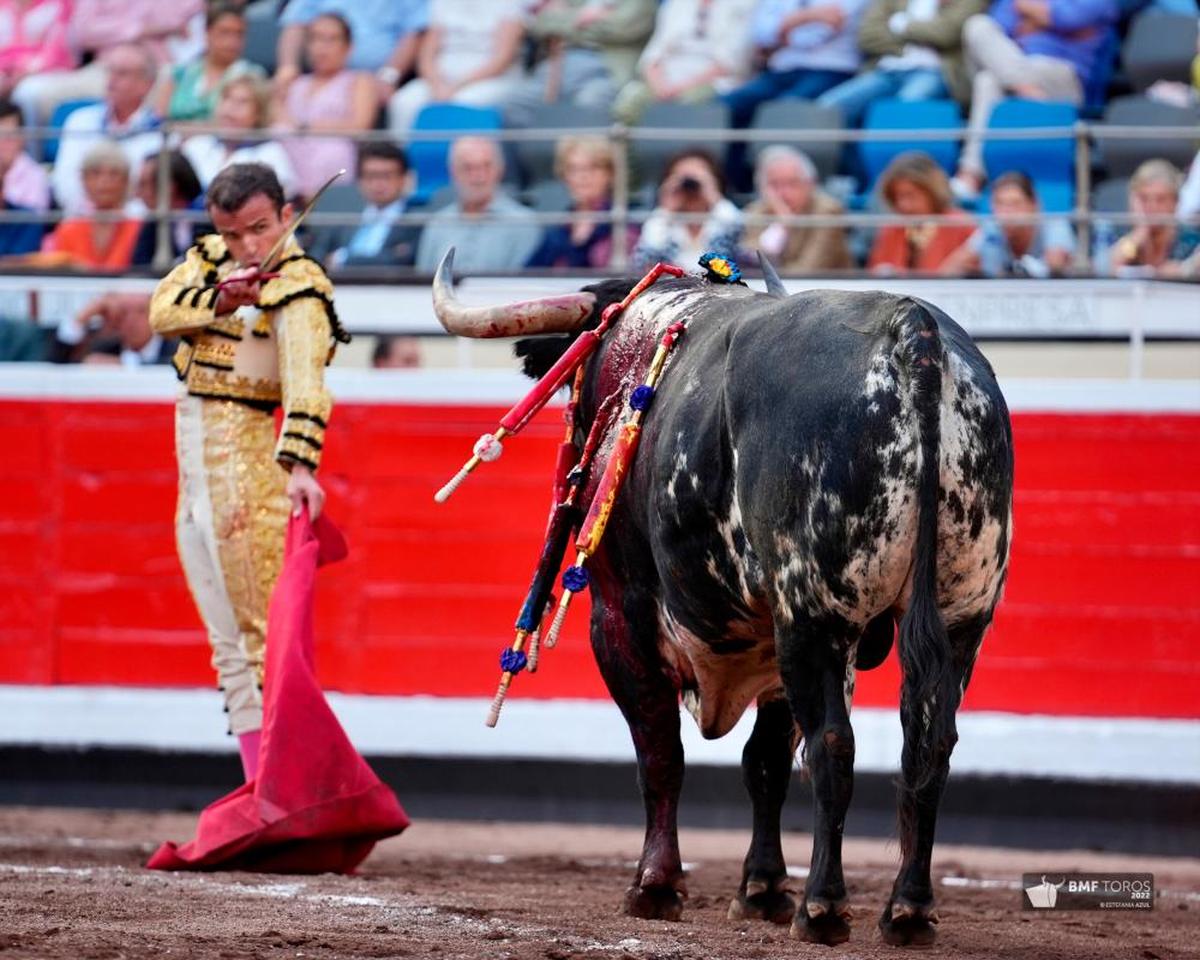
[[890, 299, 958, 816]]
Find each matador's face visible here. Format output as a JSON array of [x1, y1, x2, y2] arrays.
[[209, 193, 295, 268]]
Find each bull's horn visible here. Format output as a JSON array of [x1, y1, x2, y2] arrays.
[[757, 250, 788, 298], [432, 247, 596, 338]]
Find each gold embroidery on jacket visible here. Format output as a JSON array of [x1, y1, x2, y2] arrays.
[[200, 398, 288, 681], [188, 365, 281, 406]]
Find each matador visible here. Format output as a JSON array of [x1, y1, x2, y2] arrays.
[[149, 163, 349, 780]]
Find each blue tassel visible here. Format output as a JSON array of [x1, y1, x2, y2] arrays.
[[561, 565, 589, 592], [630, 384, 655, 411], [500, 648, 528, 674]]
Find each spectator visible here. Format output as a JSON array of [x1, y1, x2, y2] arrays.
[[0, 316, 46, 360], [0, 0, 73, 118], [722, 0, 870, 189], [415, 136, 543, 273], [0, 96, 45, 254], [0, 96, 49, 212], [42, 141, 142, 270], [154, 3, 265, 125], [50, 42, 163, 214], [818, 0, 986, 125], [868, 150, 973, 273], [182, 75, 297, 196], [505, 0, 657, 128], [612, 0, 757, 125], [741, 145, 852, 271], [314, 141, 424, 269], [276, 0, 429, 105], [387, 0, 525, 133], [11, 0, 203, 126], [131, 150, 204, 265], [276, 13, 377, 200], [942, 170, 1074, 276], [633, 148, 743, 271], [373, 334, 423, 368], [1108, 159, 1200, 277], [51, 292, 173, 365], [527, 136, 634, 269], [950, 1, 1119, 200]]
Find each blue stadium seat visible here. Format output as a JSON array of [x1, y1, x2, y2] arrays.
[[408, 104, 504, 203], [750, 100, 842, 181], [631, 101, 731, 188], [1091, 177, 1130, 215], [981, 99, 1077, 212], [41, 98, 101, 164], [859, 99, 961, 188], [1122, 11, 1199, 93], [513, 103, 611, 187], [243, 1, 281, 75], [1098, 95, 1200, 178]]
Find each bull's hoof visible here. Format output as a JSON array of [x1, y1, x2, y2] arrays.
[[790, 897, 852, 946], [878, 898, 939, 947], [624, 883, 684, 921], [727, 876, 795, 924]]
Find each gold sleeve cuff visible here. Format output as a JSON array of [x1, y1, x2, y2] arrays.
[[277, 410, 328, 471]]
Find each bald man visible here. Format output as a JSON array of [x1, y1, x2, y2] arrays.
[[414, 136, 543, 273]]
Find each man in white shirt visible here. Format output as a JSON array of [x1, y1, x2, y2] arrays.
[[51, 43, 163, 214], [415, 137, 542, 273]]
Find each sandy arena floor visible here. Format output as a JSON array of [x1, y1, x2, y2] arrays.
[[0, 807, 1196, 959]]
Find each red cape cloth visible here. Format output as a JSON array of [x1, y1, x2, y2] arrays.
[[148, 512, 409, 873]]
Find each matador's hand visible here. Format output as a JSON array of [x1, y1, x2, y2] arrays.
[[287, 463, 326, 519]]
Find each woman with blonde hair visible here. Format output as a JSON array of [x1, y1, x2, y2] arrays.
[[526, 136, 633, 268], [1108, 158, 1200, 277], [39, 141, 141, 270], [868, 150, 973, 274], [182, 74, 297, 197]]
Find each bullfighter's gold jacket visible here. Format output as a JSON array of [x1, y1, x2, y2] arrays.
[[149, 234, 350, 471]]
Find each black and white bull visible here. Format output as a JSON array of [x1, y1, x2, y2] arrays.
[[433, 252, 1014, 946]]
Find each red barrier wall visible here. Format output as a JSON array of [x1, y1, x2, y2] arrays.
[[1, 400, 1197, 719]]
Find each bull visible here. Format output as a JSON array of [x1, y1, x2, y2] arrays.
[[432, 250, 1014, 946]]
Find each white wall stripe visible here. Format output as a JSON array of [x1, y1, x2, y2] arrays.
[[2, 686, 1196, 784]]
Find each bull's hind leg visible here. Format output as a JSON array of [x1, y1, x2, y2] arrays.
[[727, 694, 797, 924], [777, 617, 858, 946], [587, 550, 686, 921], [880, 616, 986, 947]]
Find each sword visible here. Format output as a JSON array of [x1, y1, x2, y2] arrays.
[[216, 168, 346, 289]]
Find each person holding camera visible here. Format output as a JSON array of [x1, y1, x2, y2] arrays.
[[633, 148, 744, 271]]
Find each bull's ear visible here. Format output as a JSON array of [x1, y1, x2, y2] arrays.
[[757, 251, 788, 299]]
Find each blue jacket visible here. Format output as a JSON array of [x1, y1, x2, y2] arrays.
[[988, 1, 1118, 91], [0, 203, 44, 256]]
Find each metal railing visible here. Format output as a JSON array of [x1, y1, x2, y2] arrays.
[[5, 119, 1198, 277]]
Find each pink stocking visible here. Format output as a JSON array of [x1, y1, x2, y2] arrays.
[[237, 730, 262, 782]]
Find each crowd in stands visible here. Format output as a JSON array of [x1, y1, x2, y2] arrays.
[[0, 0, 1196, 283]]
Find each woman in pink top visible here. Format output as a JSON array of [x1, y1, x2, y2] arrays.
[[0, 0, 74, 99], [275, 13, 376, 200]]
